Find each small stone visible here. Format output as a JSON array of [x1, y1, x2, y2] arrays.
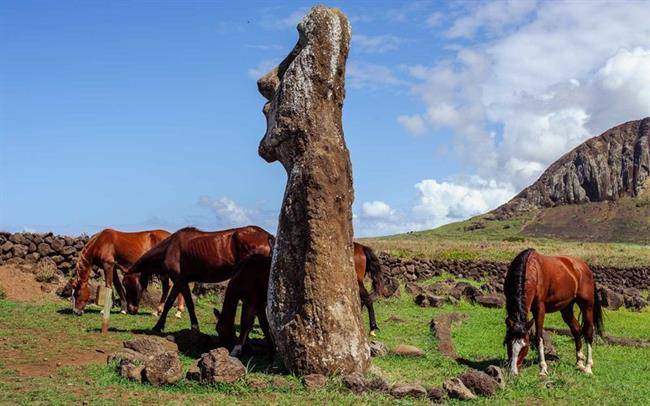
[[123, 336, 178, 357], [393, 344, 425, 357], [365, 376, 389, 392], [143, 351, 183, 386], [474, 294, 506, 308], [303, 373, 327, 389], [120, 362, 144, 383], [443, 378, 476, 400], [197, 348, 246, 384], [459, 369, 498, 396], [186, 360, 200, 381], [369, 340, 387, 357], [485, 365, 506, 389], [390, 384, 427, 399], [427, 386, 447, 403], [342, 372, 366, 394]]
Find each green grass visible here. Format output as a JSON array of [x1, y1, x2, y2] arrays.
[[362, 214, 650, 267], [1, 282, 649, 405]]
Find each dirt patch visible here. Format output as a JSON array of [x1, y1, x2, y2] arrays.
[[0, 264, 57, 303], [430, 312, 468, 359]]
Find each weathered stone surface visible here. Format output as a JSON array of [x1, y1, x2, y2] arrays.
[[392, 344, 425, 357], [123, 336, 178, 357], [107, 348, 148, 366], [257, 5, 368, 375], [459, 369, 498, 396], [443, 378, 476, 400], [427, 386, 447, 403], [493, 118, 650, 217], [365, 376, 389, 392], [186, 360, 201, 381], [415, 293, 446, 307], [303, 373, 327, 389], [119, 361, 144, 382], [369, 340, 387, 357], [143, 351, 183, 386], [197, 348, 246, 384], [485, 365, 505, 389], [475, 294, 506, 308], [37, 243, 52, 256], [342, 372, 366, 394], [390, 384, 427, 399]]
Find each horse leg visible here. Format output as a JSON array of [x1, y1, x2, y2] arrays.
[[101, 261, 115, 334], [533, 305, 548, 376], [561, 305, 585, 370], [578, 301, 595, 374], [231, 302, 255, 358], [257, 303, 274, 360], [152, 282, 181, 333], [179, 282, 199, 331], [112, 267, 127, 314], [358, 282, 378, 336], [155, 276, 170, 317], [175, 284, 185, 319]]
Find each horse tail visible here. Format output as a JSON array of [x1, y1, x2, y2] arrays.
[[592, 283, 605, 337], [363, 245, 386, 299]]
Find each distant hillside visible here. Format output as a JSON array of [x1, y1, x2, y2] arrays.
[[492, 117, 650, 218]]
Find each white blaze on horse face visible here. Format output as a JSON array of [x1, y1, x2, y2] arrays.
[[510, 338, 526, 375]]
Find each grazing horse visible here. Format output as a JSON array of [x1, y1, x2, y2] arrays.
[[213, 243, 391, 357], [504, 249, 604, 376], [69, 229, 185, 330], [123, 226, 274, 333]]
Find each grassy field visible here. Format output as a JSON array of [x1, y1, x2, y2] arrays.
[[362, 214, 650, 267], [1, 282, 649, 405]]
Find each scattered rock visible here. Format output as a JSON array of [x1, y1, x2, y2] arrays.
[[369, 340, 387, 357], [475, 294, 506, 308], [386, 315, 405, 323], [599, 288, 624, 310], [186, 360, 201, 381], [541, 330, 559, 359], [393, 344, 425, 357], [404, 282, 424, 296], [365, 376, 389, 392], [390, 384, 427, 399], [443, 377, 476, 400], [123, 336, 178, 357], [119, 362, 144, 383], [415, 293, 446, 307], [459, 369, 498, 396], [485, 365, 505, 389], [107, 348, 148, 366], [143, 351, 183, 386], [197, 348, 246, 384], [303, 373, 327, 389], [427, 386, 447, 403], [430, 312, 468, 359], [342, 372, 366, 394]]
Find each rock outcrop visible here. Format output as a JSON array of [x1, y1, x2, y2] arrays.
[[257, 6, 369, 375], [493, 118, 650, 218]]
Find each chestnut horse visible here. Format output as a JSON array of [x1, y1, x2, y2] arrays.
[[504, 249, 604, 376], [123, 226, 274, 333], [70, 229, 184, 329], [213, 243, 390, 357]]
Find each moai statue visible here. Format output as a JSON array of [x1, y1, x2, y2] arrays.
[[257, 5, 370, 375]]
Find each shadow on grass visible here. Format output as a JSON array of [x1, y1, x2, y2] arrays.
[[456, 357, 504, 370]]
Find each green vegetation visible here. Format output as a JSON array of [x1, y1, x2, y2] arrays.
[[362, 214, 650, 267], [1, 284, 649, 405]]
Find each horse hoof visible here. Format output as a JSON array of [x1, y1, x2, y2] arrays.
[[152, 311, 159, 317], [174, 310, 182, 319], [191, 324, 200, 332], [120, 310, 127, 315], [369, 330, 377, 337]]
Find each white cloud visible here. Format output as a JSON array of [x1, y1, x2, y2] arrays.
[[399, 0, 650, 190], [361, 201, 394, 219], [397, 114, 427, 135], [413, 177, 515, 221], [347, 62, 410, 90], [446, 0, 538, 38], [353, 34, 403, 53], [426, 12, 443, 28], [247, 59, 280, 79], [198, 196, 252, 226]]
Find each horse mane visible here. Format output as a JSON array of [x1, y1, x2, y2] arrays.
[[177, 226, 201, 233], [505, 248, 535, 327]]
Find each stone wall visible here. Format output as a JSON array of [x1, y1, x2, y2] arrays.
[[0, 231, 89, 274], [378, 253, 650, 292]]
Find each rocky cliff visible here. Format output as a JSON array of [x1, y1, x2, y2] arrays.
[[493, 118, 650, 218]]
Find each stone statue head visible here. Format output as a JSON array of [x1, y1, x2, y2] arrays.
[[257, 6, 351, 167]]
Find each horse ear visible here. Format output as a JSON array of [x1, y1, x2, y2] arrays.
[[526, 318, 535, 331], [213, 308, 220, 319]]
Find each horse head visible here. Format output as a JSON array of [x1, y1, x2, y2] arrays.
[[122, 272, 145, 315], [213, 308, 236, 350], [504, 317, 534, 375], [69, 277, 90, 316]]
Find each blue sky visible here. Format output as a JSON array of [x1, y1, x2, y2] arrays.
[[1, 1, 649, 237]]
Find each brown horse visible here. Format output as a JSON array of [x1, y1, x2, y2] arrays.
[[213, 243, 390, 357], [69, 229, 184, 328], [504, 249, 604, 376], [123, 225, 274, 333]]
